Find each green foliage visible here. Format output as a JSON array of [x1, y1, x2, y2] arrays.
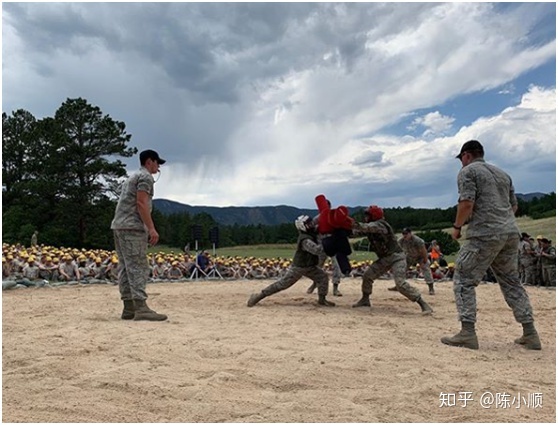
[[383, 206, 457, 231], [516, 193, 556, 218], [2, 99, 136, 249], [414, 230, 460, 256], [531, 210, 556, 220]]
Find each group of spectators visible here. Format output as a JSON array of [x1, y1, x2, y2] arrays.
[[518, 233, 556, 287], [1, 243, 379, 289], [2, 230, 553, 290]]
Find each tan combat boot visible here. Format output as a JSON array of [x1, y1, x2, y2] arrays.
[[441, 322, 479, 349], [514, 323, 542, 350], [352, 293, 371, 308], [417, 297, 434, 315], [121, 299, 135, 320], [247, 292, 266, 307], [318, 294, 335, 307], [133, 299, 168, 321]]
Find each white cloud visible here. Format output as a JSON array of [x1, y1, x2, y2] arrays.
[[409, 111, 456, 137], [3, 2, 555, 209]]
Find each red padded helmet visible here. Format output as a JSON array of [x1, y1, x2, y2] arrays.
[[365, 205, 384, 221]]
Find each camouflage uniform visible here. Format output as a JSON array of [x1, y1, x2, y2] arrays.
[[453, 158, 534, 324], [540, 244, 556, 287], [110, 166, 154, 301], [398, 234, 435, 285], [353, 220, 423, 302], [518, 238, 537, 285], [259, 233, 329, 298]]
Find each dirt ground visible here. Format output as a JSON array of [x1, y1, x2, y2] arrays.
[[2, 277, 555, 423]]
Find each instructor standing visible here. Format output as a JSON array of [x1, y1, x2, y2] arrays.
[[111, 149, 168, 321], [441, 140, 540, 350]]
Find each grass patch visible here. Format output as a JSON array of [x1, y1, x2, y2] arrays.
[[149, 216, 555, 262]]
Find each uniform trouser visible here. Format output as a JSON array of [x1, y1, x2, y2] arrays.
[[453, 233, 534, 324], [519, 261, 537, 285], [361, 252, 422, 302], [407, 256, 434, 284], [318, 252, 342, 285], [542, 265, 556, 287], [113, 230, 149, 301], [262, 265, 329, 296]]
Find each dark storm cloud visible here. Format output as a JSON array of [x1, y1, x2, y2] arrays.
[[3, 2, 555, 208]]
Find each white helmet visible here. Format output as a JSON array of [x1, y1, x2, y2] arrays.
[[295, 215, 313, 232]]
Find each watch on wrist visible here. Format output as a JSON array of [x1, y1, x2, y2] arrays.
[[452, 224, 462, 230]]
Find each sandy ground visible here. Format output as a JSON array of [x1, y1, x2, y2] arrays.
[[2, 277, 556, 423]]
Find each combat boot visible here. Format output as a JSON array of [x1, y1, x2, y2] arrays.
[[247, 292, 266, 307], [514, 323, 542, 350], [133, 299, 168, 321], [352, 294, 371, 308], [441, 322, 479, 349], [318, 294, 335, 307], [121, 299, 135, 320], [428, 283, 435, 295], [306, 283, 316, 294], [417, 297, 433, 314], [333, 284, 342, 297]]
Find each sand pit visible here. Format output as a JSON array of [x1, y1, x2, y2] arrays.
[[2, 278, 555, 422]]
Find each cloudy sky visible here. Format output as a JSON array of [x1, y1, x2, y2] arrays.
[[3, 2, 556, 209]]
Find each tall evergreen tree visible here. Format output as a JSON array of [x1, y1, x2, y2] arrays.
[[2, 109, 37, 205], [51, 98, 137, 246], [2, 98, 137, 248]]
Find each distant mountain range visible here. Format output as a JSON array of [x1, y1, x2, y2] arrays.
[[516, 192, 547, 202], [153, 199, 364, 226], [153, 192, 549, 226]]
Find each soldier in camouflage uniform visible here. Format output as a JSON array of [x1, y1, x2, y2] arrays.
[[351, 206, 433, 314], [441, 140, 541, 350], [518, 232, 537, 285], [247, 215, 336, 307], [398, 227, 436, 295], [306, 237, 343, 296], [111, 150, 167, 321], [539, 238, 556, 287]]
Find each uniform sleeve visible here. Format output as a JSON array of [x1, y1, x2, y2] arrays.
[[457, 167, 477, 202], [301, 238, 324, 256], [137, 172, 153, 194], [352, 221, 388, 236]]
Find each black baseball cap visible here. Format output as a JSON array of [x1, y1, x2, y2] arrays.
[[140, 149, 166, 165], [456, 140, 484, 159], [402, 227, 412, 234], [521, 232, 531, 238]]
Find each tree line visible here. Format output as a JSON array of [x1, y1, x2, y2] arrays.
[[3, 98, 555, 254]]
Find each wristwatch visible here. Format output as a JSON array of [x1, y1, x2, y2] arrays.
[[452, 224, 462, 230]]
